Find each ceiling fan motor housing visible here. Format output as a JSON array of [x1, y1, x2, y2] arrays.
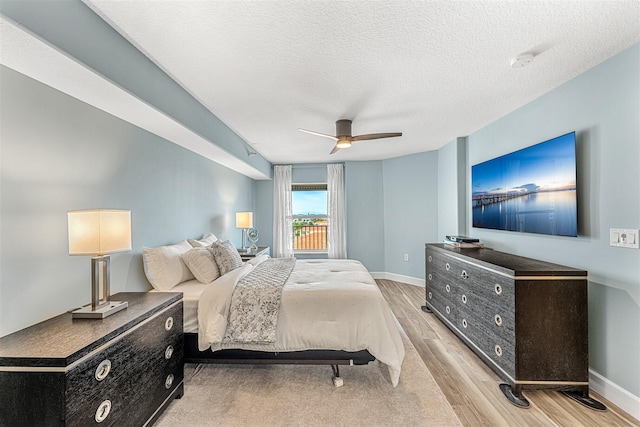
[[336, 119, 353, 138]]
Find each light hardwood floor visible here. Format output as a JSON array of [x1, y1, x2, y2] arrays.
[[376, 279, 639, 427]]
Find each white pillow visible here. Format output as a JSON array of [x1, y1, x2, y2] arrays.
[[182, 247, 221, 283], [188, 233, 218, 248], [142, 240, 195, 291]]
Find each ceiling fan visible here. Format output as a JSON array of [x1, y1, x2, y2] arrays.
[[299, 119, 402, 154]]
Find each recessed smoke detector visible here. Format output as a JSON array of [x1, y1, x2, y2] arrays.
[[510, 53, 534, 68]]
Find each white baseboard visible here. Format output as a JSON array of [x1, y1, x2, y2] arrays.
[[370, 272, 425, 287], [370, 271, 639, 421], [590, 369, 640, 421]]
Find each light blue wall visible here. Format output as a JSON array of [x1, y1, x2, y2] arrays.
[[254, 180, 274, 254], [345, 161, 385, 272], [0, 66, 254, 336], [0, 0, 271, 178], [382, 152, 439, 279], [466, 44, 640, 397], [291, 164, 327, 184], [437, 137, 468, 240]]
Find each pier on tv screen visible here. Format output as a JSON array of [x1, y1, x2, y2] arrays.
[[471, 132, 578, 237]]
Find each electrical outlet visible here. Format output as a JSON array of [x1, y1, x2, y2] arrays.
[[403, 253, 410, 262], [610, 228, 639, 249]]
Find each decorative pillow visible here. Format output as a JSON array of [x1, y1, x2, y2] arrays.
[[188, 233, 218, 248], [142, 240, 195, 291], [182, 247, 221, 283], [209, 240, 243, 276]]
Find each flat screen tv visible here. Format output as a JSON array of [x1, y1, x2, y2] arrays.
[[471, 132, 577, 237]]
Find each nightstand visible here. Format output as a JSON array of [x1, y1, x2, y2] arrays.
[[238, 246, 270, 261], [0, 292, 184, 426]]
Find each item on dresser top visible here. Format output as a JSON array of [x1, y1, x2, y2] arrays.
[[148, 248, 405, 387], [443, 238, 484, 248], [445, 235, 480, 243], [236, 211, 254, 250], [67, 209, 132, 319], [424, 243, 605, 411]]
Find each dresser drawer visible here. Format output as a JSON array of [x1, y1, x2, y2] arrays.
[[455, 266, 514, 312], [455, 288, 515, 344], [65, 302, 183, 426], [474, 324, 516, 378], [430, 251, 515, 341], [428, 290, 457, 322]]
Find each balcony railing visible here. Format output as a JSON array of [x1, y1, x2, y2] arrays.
[[293, 224, 327, 251]]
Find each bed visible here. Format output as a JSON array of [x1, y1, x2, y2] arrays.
[[143, 236, 405, 386]]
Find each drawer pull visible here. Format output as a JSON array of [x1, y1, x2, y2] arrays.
[[445, 263, 451, 271], [445, 284, 451, 293], [165, 374, 174, 389], [165, 345, 174, 360], [428, 291, 432, 300], [495, 284, 502, 295], [462, 319, 468, 328], [495, 345, 503, 357], [461, 270, 468, 279], [94, 359, 111, 381], [495, 314, 503, 326], [428, 255, 432, 262], [428, 273, 432, 281], [95, 400, 111, 423], [165, 317, 174, 331], [445, 305, 451, 314], [461, 294, 467, 304]]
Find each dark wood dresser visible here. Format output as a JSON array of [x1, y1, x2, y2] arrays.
[[424, 243, 605, 410], [0, 292, 184, 426]]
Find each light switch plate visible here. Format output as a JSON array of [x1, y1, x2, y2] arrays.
[[610, 228, 639, 249]]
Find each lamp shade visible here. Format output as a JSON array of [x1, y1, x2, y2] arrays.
[[235, 212, 253, 229], [68, 209, 131, 256]]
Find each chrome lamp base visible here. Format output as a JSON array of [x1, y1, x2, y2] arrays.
[[72, 255, 128, 319], [72, 301, 128, 319]]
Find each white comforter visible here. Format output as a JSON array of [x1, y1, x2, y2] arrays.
[[198, 256, 406, 386]]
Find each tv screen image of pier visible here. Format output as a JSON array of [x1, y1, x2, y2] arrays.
[[471, 132, 577, 237]]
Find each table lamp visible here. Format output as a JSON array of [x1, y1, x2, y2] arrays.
[[68, 209, 131, 319], [236, 211, 253, 250]]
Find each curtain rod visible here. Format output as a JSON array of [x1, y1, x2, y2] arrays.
[[272, 163, 344, 169]]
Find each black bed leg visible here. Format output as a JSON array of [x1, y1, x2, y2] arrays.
[[421, 305, 432, 313], [331, 365, 344, 387]]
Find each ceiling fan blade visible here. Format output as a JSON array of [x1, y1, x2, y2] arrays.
[[352, 132, 402, 142], [329, 144, 341, 154], [298, 128, 338, 141]]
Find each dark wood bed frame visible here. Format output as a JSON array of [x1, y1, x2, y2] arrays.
[[183, 332, 376, 380]]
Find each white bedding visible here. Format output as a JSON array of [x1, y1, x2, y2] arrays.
[[196, 257, 406, 386]]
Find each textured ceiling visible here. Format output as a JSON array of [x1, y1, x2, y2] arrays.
[[84, 0, 639, 164]]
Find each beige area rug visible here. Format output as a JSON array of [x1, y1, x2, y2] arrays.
[[155, 333, 461, 427]]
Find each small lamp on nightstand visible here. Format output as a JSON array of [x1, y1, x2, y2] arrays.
[[68, 209, 131, 319], [236, 211, 253, 251]]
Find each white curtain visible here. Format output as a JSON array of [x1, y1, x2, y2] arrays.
[[273, 165, 293, 258], [327, 163, 347, 259]]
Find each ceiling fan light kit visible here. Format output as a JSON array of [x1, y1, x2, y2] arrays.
[[299, 119, 402, 154], [336, 138, 352, 149]]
